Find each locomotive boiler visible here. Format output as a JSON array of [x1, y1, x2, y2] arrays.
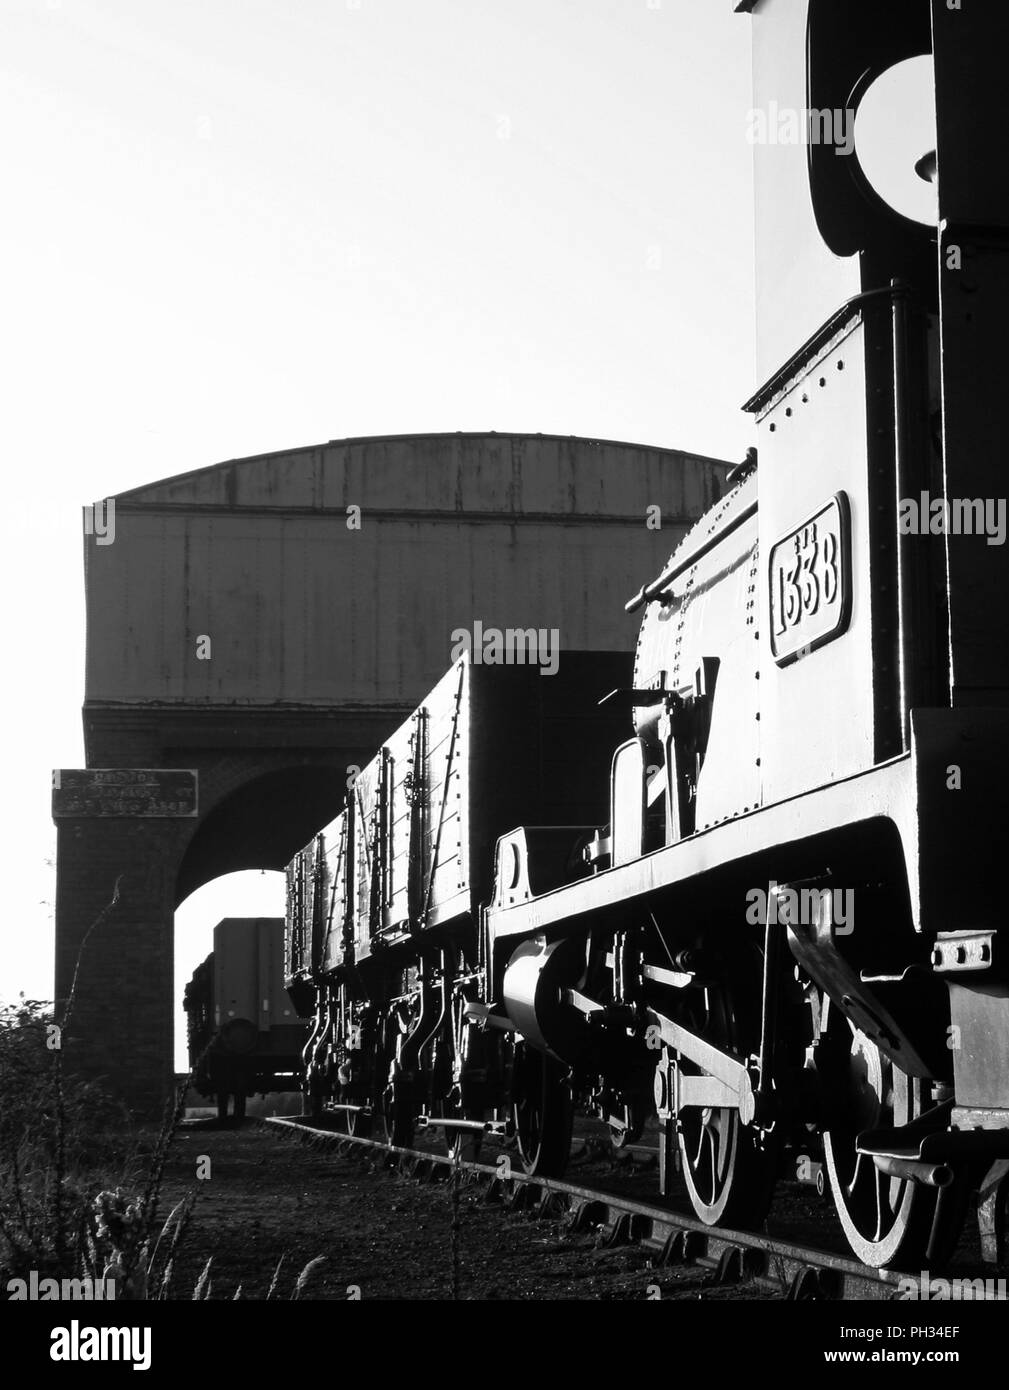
[[285, 0, 1009, 1271]]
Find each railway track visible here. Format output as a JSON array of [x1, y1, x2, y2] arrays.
[[265, 1115, 902, 1300]]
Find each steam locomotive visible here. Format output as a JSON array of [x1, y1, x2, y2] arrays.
[[285, 0, 1009, 1271]]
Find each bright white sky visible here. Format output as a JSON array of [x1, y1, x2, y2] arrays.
[[1, 0, 766, 1069]]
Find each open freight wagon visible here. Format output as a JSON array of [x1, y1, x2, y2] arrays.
[[286, 651, 630, 1124], [185, 917, 310, 1120]]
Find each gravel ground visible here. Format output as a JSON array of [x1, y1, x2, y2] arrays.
[[155, 1119, 768, 1300], [154, 1114, 999, 1301]]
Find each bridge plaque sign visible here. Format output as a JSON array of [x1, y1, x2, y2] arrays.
[[52, 769, 198, 818]]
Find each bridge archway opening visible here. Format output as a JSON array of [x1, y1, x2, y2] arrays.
[[172, 763, 350, 1078], [173, 869, 285, 1074], [175, 764, 348, 907]]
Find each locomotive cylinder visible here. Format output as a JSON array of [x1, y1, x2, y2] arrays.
[[501, 936, 589, 1065]]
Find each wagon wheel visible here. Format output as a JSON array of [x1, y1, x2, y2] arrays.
[[379, 1075, 416, 1150], [675, 981, 776, 1229], [334, 1085, 373, 1138], [305, 1070, 325, 1122], [511, 1042, 573, 1176], [605, 1095, 650, 1149], [433, 985, 485, 1161], [434, 1096, 485, 1163], [372, 997, 419, 1150], [346, 1102, 374, 1139], [603, 1047, 656, 1149], [334, 1104, 370, 1138], [334, 1037, 374, 1138], [819, 995, 969, 1270]]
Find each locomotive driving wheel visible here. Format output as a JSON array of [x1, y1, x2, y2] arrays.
[[675, 980, 776, 1229], [511, 1041, 573, 1176], [819, 995, 968, 1270]]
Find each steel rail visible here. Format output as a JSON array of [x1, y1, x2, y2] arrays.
[[264, 1116, 901, 1300]]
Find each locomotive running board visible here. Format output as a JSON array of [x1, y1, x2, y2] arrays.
[[487, 754, 915, 942], [487, 709, 1009, 951]]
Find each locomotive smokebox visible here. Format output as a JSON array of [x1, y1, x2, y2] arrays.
[[502, 936, 589, 1065]]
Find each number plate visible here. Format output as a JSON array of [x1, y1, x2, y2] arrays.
[[768, 493, 851, 665]]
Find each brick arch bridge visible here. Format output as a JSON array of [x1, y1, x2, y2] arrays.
[[54, 432, 730, 1110]]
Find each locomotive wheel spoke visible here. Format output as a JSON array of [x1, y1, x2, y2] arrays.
[[713, 1113, 732, 1185], [705, 1125, 718, 1198], [872, 1165, 885, 1244]]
